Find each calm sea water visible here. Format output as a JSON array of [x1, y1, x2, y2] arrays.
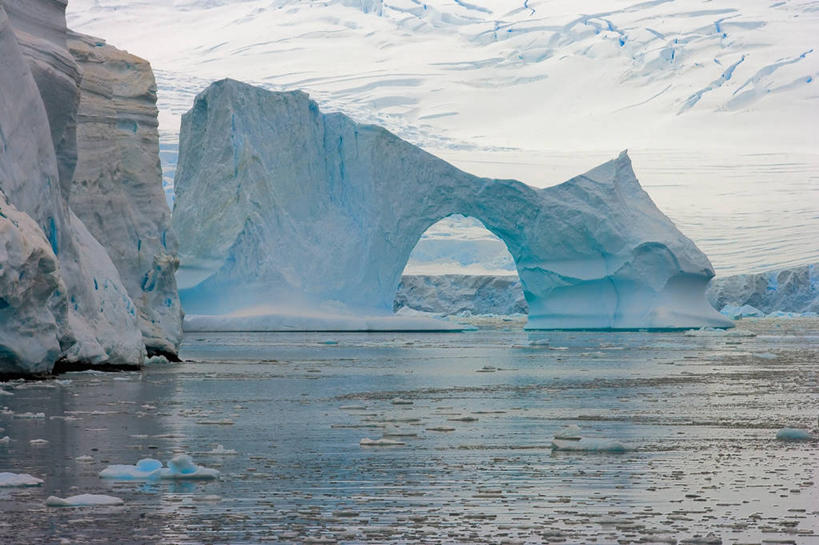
[[1, 320, 817, 543]]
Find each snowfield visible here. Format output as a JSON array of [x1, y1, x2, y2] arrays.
[[65, 0, 819, 276]]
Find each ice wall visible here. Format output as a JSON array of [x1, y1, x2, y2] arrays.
[[174, 79, 730, 330], [0, 1, 179, 375], [395, 275, 526, 316], [68, 31, 182, 358], [707, 263, 819, 315]]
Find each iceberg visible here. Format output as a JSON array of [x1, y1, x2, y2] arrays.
[[173, 79, 730, 331], [99, 455, 219, 480], [0, 472, 43, 487], [708, 263, 819, 316]]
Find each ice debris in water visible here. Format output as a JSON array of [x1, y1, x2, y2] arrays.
[[0, 473, 43, 487], [145, 355, 170, 365], [208, 444, 238, 455], [99, 456, 219, 480], [554, 424, 583, 440], [684, 327, 755, 337], [360, 437, 406, 447], [776, 428, 813, 441], [551, 425, 627, 453], [46, 494, 124, 507], [0, 436, 10, 445]]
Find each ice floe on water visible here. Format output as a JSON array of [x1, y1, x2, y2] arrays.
[[99, 456, 219, 480], [551, 425, 627, 453], [684, 327, 756, 337], [46, 494, 124, 507], [208, 444, 238, 455], [775, 428, 813, 441], [0, 473, 43, 487], [360, 438, 405, 447]]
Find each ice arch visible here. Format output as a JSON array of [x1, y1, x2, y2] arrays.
[[173, 79, 731, 330]]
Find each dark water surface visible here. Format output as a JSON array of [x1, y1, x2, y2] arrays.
[[1, 319, 817, 543]]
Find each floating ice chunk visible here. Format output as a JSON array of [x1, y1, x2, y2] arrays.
[[551, 438, 627, 453], [208, 444, 238, 455], [145, 355, 170, 365], [775, 428, 813, 441], [360, 438, 406, 447], [475, 366, 498, 373], [753, 352, 777, 359], [0, 473, 43, 487], [100, 456, 218, 480], [46, 494, 124, 507], [528, 339, 550, 347], [29, 439, 49, 446], [554, 425, 583, 440], [0, 437, 10, 445], [426, 426, 455, 432], [75, 455, 94, 463], [15, 412, 45, 419], [391, 398, 413, 405], [0, 390, 13, 396]]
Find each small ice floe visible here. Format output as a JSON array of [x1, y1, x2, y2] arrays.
[[29, 439, 49, 446], [145, 355, 170, 365], [684, 327, 756, 337], [550, 425, 627, 453], [0, 389, 13, 396], [0, 436, 10, 445], [320, 339, 338, 345], [15, 412, 45, 419], [99, 455, 219, 480], [528, 339, 550, 347], [775, 428, 813, 441], [475, 366, 497, 373], [196, 419, 234, 425], [75, 455, 94, 463], [208, 444, 238, 455], [46, 494, 124, 507], [553, 425, 583, 440], [753, 352, 777, 359], [551, 438, 627, 453], [426, 426, 455, 432], [447, 416, 478, 422], [360, 437, 405, 447], [391, 398, 413, 405], [339, 405, 367, 410], [0, 472, 43, 487]]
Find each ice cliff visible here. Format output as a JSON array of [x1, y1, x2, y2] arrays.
[[68, 31, 182, 358], [0, 1, 180, 375], [173, 79, 730, 331], [395, 275, 526, 316], [707, 263, 819, 316]]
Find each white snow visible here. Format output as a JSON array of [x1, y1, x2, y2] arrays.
[[0, 472, 43, 487], [46, 494, 124, 507], [99, 456, 219, 480]]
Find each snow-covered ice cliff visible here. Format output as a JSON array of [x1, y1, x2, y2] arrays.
[[174, 79, 730, 331], [0, 1, 180, 375]]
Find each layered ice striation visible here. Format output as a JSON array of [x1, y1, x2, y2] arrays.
[[0, 1, 180, 375], [68, 31, 182, 358], [173, 79, 730, 330]]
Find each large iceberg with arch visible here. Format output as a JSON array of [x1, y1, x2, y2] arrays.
[[173, 79, 731, 331]]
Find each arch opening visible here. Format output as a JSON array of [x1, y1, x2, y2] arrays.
[[393, 214, 528, 317]]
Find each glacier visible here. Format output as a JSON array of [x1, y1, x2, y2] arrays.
[[0, 1, 181, 375], [173, 79, 731, 331]]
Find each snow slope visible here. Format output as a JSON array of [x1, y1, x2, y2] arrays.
[[65, 0, 819, 276]]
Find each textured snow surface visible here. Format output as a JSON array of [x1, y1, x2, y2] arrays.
[[66, 0, 819, 275], [173, 79, 730, 331]]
